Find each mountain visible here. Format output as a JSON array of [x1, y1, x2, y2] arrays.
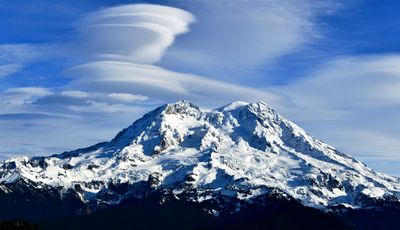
[[1, 100, 400, 228]]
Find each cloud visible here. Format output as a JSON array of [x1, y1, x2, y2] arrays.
[[0, 108, 149, 155], [0, 113, 63, 120], [160, 0, 339, 79], [75, 4, 195, 64], [274, 55, 400, 170], [107, 93, 148, 103], [0, 4, 195, 69], [0, 87, 52, 113], [60, 90, 90, 98], [63, 60, 282, 106], [33, 90, 150, 110], [0, 86, 151, 155], [3, 87, 51, 95], [281, 55, 400, 109], [0, 64, 23, 78], [59, 91, 148, 103], [0, 86, 150, 119], [61, 3, 282, 108], [0, 44, 46, 64]]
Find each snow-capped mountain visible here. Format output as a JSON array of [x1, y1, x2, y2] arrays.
[[1, 100, 400, 213]]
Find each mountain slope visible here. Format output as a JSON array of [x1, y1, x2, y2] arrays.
[[1, 100, 400, 215]]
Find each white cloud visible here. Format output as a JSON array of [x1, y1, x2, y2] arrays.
[[76, 4, 195, 64], [160, 0, 338, 78], [3, 87, 52, 96], [0, 87, 151, 154], [63, 60, 282, 106], [0, 87, 52, 112], [0, 86, 148, 116], [60, 90, 90, 98], [107, 93, 148, 103], [0, 44, 46, 64], [274, 55, 400, 171], [0, 107, 149, 155], [0, 64, 23, 78], [60, 3, 283, 109], [281, 55, 400, 109], [59, 91, 148, 103]]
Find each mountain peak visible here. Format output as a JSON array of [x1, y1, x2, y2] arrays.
[[164, 100, 200, 116], [1, 101, 400, 212]]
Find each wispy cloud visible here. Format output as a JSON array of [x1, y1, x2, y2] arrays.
[[0, 86, 151, 155], [274, 55, 400, 169], [281, 55, 400, 109], [0, 64, 23, 79], [0, 44, 48, 64], [160, 0, 340, 79], [63, 61, 281, 105]]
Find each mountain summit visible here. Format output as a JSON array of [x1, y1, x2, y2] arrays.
[[1, 100, 400, 216]]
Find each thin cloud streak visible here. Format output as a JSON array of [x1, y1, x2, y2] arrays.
[[274, 55, 400, 171], [0, 64, 23, 79]]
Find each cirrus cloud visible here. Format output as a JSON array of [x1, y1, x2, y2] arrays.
[[273, 55, 400, 174], [0, 64, 23, 79], [160, 0, 341, 80]]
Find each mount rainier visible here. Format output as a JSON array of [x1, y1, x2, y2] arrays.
[[1, 100, 400, 228]]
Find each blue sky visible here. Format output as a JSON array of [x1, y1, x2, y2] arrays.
[[1, 0, 400, 175]]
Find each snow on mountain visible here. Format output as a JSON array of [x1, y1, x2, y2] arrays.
[[1, 100, 400, 210]]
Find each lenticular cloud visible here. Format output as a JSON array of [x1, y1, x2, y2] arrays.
[[63, 4, 281, 107], [78, 4, 195, 64]]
